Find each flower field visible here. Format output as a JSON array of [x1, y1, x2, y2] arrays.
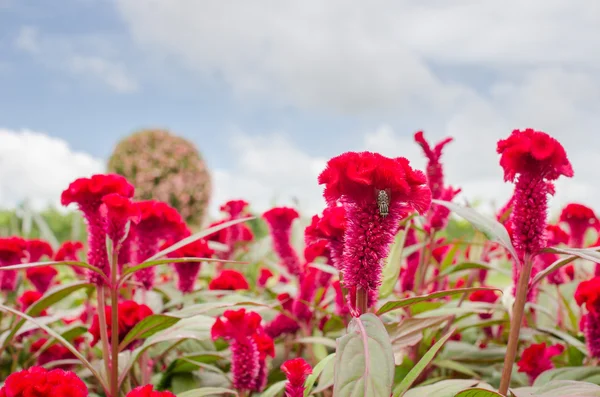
[[1, 128, 600, 397]]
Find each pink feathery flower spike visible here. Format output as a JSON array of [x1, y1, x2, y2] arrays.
[[281, 358, 312, 397], [168, 238, 214, 293], [414, 131, 453, 200], [251, 332, 275, 392], [211, 309, 263, 391], [575, 277, 600, 358], [263, 207, 302, 278], [61, 174, 135, 284], [559, 203, 598, 248], [0, 237, 27, 291], [264, 293, 300, 338], [318, 152, 431, 313]]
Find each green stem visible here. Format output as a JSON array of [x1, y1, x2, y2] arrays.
[[97, 288, 112, 390], [498, 255, 533, 395], [110, 247, 120, 397], [414, 232, 435, 293]]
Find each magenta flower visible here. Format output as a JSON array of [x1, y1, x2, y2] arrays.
[[264, 294, 300, 339], [281, 358, 312, 397], [54, 241, 85, 275], [169, 239, 214, 293], [559, 203, 598, 248], [263, 207, 302, 278], [536, 224, 570, 285], [305, 205, 346, 270], [251, 332, 275, 392], [25, 239, 53, 263], [575, 277, 600, 358], [318, 152, 431, 312], [414, 131, 453, 200], [517, 343, 564, 383]]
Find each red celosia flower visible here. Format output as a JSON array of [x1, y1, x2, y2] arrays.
[[263, 207, 302, 277], [469, 289, 500, 320], [304, 239, 333, 287], [0, 237, 27, 291], [170, 239, 214, 293], [61, 174, 135, 284], [211, 309, 263, 391], [575, 277, 600, 313], [54, 241, 85, 275], [217, 199, 253, 258], [26, 266, 58, 294], [281, 358, 312, 397], [414, 131, 453, 200], [100, 193, 141, 245], [565, 264, 575, 281], [206, 218, 254, 260], [497, 129, 573, 259], [560, 203, 598, 248], [0, 366, 88, 397], [30, 337, 82, 367], [131, 200, 187, 289], [292, 267, 319, 323], [537, 224, 570, 285], [305, 205, 346, 270], [209, 269, 249, 291], [252, 332, 275, 392], [258, 268, 274, 287], [89, 300, 153, 349], [427, 186, 461, 231], [18, 290, 47, 315], [265, 294, 301, 338], [221, 199, 250, 218], [517, 343, 564, 382], [25, 239, 53, 262], [126, 385, 175, 397], [318, 152, 431, 303]]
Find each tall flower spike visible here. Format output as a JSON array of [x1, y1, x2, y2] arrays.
[[219, 199, 251, 258], [132, 200, 187, 289], [0, 237, 27, 291], [263, 207, 302, 277], [281, 358, 312, 397], [252, 332, 275, 392], [559, 203, 598, 248], [170, 238, 214, 293], [319, 152, 431, 312], [264, 294, 301, 338], [497, 129, 573, 259], [211, 309, 263, 391], [61, 174, 135, 284], [414, 131, 453, 199]]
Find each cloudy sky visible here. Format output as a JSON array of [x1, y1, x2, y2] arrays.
[[1, 1, 599, 218]]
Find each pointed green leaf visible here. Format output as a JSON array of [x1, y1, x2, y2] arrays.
[[380, 227, 409, 299], [404, 380, 492, 397], [176, 387, 237, 396], [512, 380, 600, 396], [534, 367, 600, 387], [304, 353, 335, 397], [453, 389, 503, 397], [259, 381, 286, 397], [333, 314, 395, 397], [119, 314, 180, 351], [531, 255, 578, 287]]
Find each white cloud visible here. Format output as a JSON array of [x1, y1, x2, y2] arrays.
[[0, 129, 105, 210], [13, 26, 138, 93]]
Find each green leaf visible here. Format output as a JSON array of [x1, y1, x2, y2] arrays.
[[304, 353, 335, 397], [453, 389, 503, 397], [543, 246, 600, 263], [432, 200, 520, 266], [119, 314, 180, 351], [121, 257, 243, 279], [377, 288, 502, 316], [258, 381, 286, 397], [333, 313, 395, 397], [433, 359, 479, 378], [531, 255, 577, 287], [387, 316, 450, 365], [380, 227, 409, 299], [393, 328, 456, 397], [177, 387, 238, 397], [534, 326, 588, 356], [295, 336, 337, 349], [171, 353, 225, 374], [403, 380, 492, 397], [512, 380, 600, 396], [534, 367, 600, 387], [0, 260, 106, 277], [437, 261, 510, 279]]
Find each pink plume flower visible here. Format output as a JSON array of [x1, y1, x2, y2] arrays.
[[263, 207, 302, 277], [264, 293, 300, 338], [26, 266, 58, 294], [25, 239, 53, 262], [61, 174, 135, 284], [209, 269, 249, 291], [0, 237, 27, 291], [560, 203, 598, 248], [414, 131, 453, 200], [517, 342, 564, 382], [575, 277, 600, 357], [211, 309, 263, 391], [217, 199, 252, 258], [170, 239, 214, 293], [252, 332, 275, 392], [318, 152, 431, 306], [281, 358, 312, 397]]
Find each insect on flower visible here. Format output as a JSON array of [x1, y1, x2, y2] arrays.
[[376, 189, 390, 217]]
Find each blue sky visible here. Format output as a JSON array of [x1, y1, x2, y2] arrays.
[[2, 1, 600, 216]]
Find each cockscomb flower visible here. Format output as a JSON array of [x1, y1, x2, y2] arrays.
[[305, 205, 346, 270], [206, 218, 254, 260], [0, 237, 27, 291], [252, 332, 275, 392], [304, 239, 333, 287], [101, 193, 141, 246], [575, 277, 600, 357], [517, 343, 564, 382], [211, 309, 263, 391], [469, 289, 500, 320], [263, 207, 302, 277], [414, 131, 453, 200], [265, 293, 301, 338], [25, 239, 53, 262], [400, 228, 420, 292], [0, 366, 88, 397], [427, 186, 461, 232], [170, 238, 214, 293], [61, 174, 135, 284], [209, 269, 249, 291], [560, 203, 598, 248], [258, 267, 275, 287], [292, 266, 320, 323], [30, 337, 82, 367], [537, 224, 570, 285], [132, 200, 187, 289], [281, 358, 312, 397], [26, 266, 58, 294], [126, 385, 175, 397], [18, 290, 47, 315], [318, 152, 431, 310], [54, 241, 85, 275], [497, 129, 573, 259], [217, 199, 252, 258], [89, 300, 153, 349]]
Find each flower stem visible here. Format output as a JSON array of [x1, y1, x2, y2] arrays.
[[356, 287, 368, 315], [97, 288, 112, 391], [498, 255, 533, 395], [110, 247, 120, 397], [414, 232, 435, 293]]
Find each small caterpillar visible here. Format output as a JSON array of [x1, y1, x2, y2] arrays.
[[376, 189, 390, 217]]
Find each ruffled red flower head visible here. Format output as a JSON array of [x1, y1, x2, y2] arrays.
[[26, 266, 58, 294], [560, 203, 598, 226], [258, 268, 274, 287], [61, 174, 134, 209], [102, 194, 141, 223], [318, 152, 431, 212], [54, 241, 84, 262], [25, 239, 53, 262], [497, 129, 573, 182], [517, 343, 564, 382], [545, 224, 569, 246], [136, 200, 186, 234], [209, 269, 249, 291], [0, 366, 88, 397], [304, 239, 330, 263], [575, 277, 600, 313], [126, 385, 175, 397], [220, 200, 250, 218], [206, 219, 254, 244], [0, 237, 27, 263], [281, 358, 312, 397], [253, 332, 275, 359], [211, 308, 262, 343], [263, 207, 302, 277], [263, 207, 300, 227], [469, 289, 500, 304], [18, 290, 46, 315]]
